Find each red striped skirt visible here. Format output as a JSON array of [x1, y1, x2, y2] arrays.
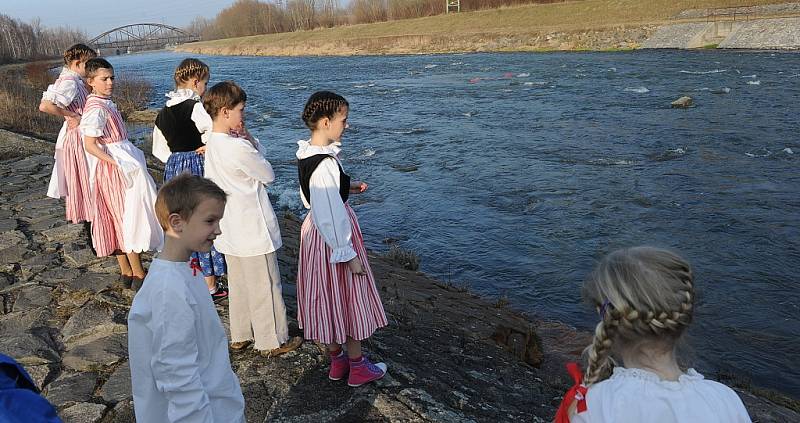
[[62, 126, 92, 223], [297, 204, 387, 345], [91, 159, 126, 257]]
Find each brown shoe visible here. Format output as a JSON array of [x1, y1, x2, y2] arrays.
[[230, 340, 252, 351], [260, 336, 303, 358]]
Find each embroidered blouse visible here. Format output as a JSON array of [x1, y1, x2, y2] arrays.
[[41, 67, 88, 112], [79, 95, 128, 143]]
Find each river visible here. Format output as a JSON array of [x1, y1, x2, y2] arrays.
[[111, 50, 799, 398]]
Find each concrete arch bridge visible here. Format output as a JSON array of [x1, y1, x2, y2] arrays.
[[88, 23, 200, 55]]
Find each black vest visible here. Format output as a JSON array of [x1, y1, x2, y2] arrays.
[[298, 154, 350, 205], [154, 99, 204, 153]]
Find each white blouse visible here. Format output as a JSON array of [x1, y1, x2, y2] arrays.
[[41, 67, 79, 108], [204, 132, 282, 257], [128, 258, 245, 423], [151, 88, 213, 163], [571, 367, 752, 423], [296, 140, 356, 263], [79, 96, 118, 138]]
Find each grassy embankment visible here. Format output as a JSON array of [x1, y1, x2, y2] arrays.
[[178, 0, 800, 55]]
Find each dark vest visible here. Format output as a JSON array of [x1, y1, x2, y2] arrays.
[[298, 154, 350, 205], [154, 99, 204, 153]]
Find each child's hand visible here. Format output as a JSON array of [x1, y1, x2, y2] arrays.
[[347, 257, 365, 275], [350, 181, 368, 194], [194, 145, 207, 155]]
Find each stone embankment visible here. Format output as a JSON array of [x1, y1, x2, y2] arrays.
[[644, 3, 800, 49], [1, 129, 798, 422]]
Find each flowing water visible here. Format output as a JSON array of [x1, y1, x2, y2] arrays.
[[113, 50, 799, 397]]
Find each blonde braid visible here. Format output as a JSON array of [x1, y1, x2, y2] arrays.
[[301, 91, 349, 130], [582, 247, 696, 386], [174, 58, 210, 86]]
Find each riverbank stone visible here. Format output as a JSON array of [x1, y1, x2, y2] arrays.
[[671, 96, 693, 108], [0, 331, 59, 366], [61, 402, 107, 423], [62, 332, 127, 372], [45, 371, 98, 407], [99, 361, 132, 404], [12, 285, 53, 312]]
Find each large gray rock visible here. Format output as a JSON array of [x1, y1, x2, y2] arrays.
[[45, 371, 99, 408], [62, 333, 127, 372], [63, 272, 118, 293], [41, 224, 86, 243], [0, 307, 53, 335], [36, 267, 81, 286], [0, 332, 59, 366], [0, 245, 28, 265], [0, 230, 26, 250], [63, 248, 104, 268], [62, 300, 125, 347], [24, 364, 56, 390], [99, 361, 132, 404], [101, 400, 135, 423], [12, 285, 53, 312], [61, 403, 107, 423], [671, 96, 693, 108]]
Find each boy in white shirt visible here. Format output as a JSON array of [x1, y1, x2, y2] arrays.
[[128, 174, 245, 423], [202, 81, 302, 357]]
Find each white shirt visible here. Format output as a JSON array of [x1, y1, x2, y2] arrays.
[[128, 258, 245, 423], [296, 140, 357, 263], [79, 96, 118, 138], [571, 367, 752, 423], [41, 67, 80, 108], [204, 132, 282, 256], [151, 88, 213, 163]]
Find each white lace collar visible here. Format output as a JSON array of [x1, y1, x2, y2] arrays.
[[59, 67, 81, 80], [165, 88, 201, 107], [295, 139, 341, 159], [610, 367, 704, 388]]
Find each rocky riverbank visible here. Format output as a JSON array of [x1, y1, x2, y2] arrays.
[[1, 129, 798, 422]]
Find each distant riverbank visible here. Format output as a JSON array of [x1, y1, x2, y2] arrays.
[[176, 1, 800, 56]]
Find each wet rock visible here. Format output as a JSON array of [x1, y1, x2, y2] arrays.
[[0, 332, 60, 366], [62, 300, 126, 347], [99, 361, 132, 404], [490, 325, 544, 367], [61, 402, 107, 423], [46, 371, 98, 408], [671, 96, 693, 108], [62, 333, 127, 371], [12, 285, 53, 312]]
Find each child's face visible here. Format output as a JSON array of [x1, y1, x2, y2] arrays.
[[325, 106, 349, 142], [177, 197, 225, 253], [88, 68, 114, 97], [71, 59, 88, 77], [189, 77, 208, 97], [224, 102, 245, 132]]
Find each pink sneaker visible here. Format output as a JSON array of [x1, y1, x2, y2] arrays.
[[347, 356, 387, 387], [329, 350, 349, 381]]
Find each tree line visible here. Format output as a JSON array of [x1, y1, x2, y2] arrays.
[[0, 14, 85, 64], [188, 0, 573, 40]]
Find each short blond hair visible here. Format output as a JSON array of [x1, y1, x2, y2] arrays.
[[155, 173, 227, 230], [63, 44, 96, 65], [582, 246, 695, 385]]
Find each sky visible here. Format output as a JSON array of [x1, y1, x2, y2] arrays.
[[1, 0, 239, 37]]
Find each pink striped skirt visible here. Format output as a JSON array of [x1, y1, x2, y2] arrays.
[[91, 158, 127, 257], [62, 126, 92, 223], [297, 204, 387, 345]]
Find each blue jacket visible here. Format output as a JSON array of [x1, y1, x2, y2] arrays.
[[0, 353, 61, 423]]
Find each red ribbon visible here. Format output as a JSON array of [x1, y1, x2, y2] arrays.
[[554, 362, 588, 423], [189, 258, 201, 276]]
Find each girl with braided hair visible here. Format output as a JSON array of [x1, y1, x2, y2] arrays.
[[556, 246, 751, 423], [40, 44, 96, 224], [152, 58, 229, 302], [296, 91, 388, 387]]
